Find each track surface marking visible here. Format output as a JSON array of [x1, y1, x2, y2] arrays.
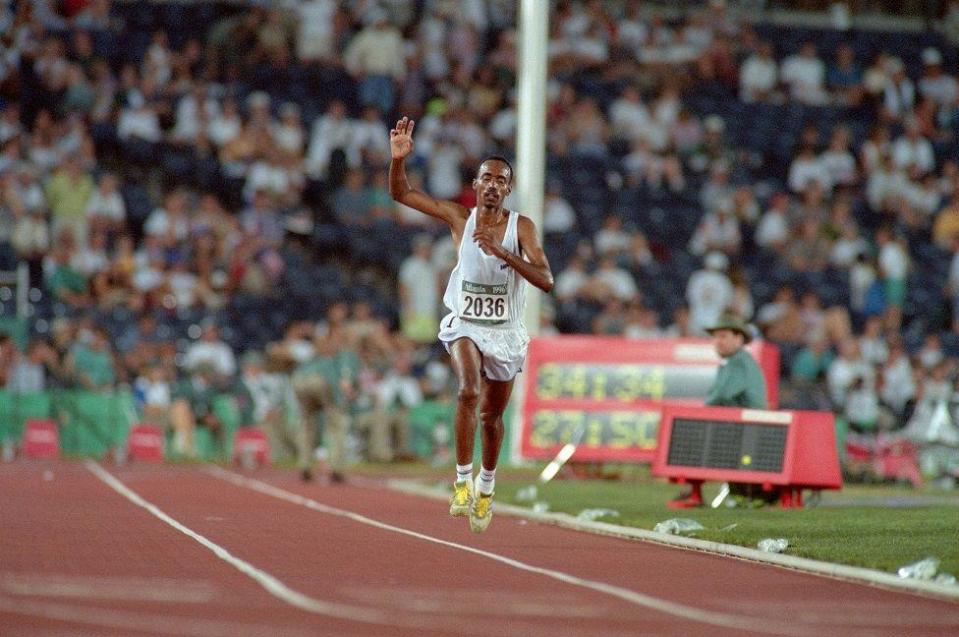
[[1, 461, 957, 637], [203, 465, 809, 635]]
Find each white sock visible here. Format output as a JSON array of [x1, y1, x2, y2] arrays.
[[455, 463, 473, 484], [477, 466, 496, 495]]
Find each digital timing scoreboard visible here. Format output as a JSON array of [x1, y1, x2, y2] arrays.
[[519, 337, 780, 463], [652, 404, 842, 506]]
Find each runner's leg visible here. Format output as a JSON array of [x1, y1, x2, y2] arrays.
[[478, 377, 514, 471], [449, 338, 484, 466]]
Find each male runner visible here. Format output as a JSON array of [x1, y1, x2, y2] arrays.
[[389, 116, 553, 532]]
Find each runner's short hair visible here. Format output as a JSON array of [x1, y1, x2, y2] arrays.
[[478, 155, 514, 184]]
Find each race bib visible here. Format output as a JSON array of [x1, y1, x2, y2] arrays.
[[459, 280, 508, 324]]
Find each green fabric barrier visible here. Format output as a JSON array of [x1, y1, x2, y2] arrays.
[[834, 415, 849, 462], [407, 400, 454, 458], [54, 390, 134, 457], [0, 390, 10, 442], [0, 390, 53, 443], [213, 394, 241, 457], [193, 427, 218, 460], [0, 317, 28, 351], [0, 390, 519, 463], [407, 400, 514, 464], [166, 393, 243, 461]]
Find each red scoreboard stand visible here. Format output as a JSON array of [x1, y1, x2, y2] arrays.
[[519, 337, 780, 463], [651, 404, 842, 507]]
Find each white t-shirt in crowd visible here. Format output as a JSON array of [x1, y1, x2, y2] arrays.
[[739, 55, 778, 102], [132, 265, 165, 292], [305, 114, 357, 178], [168, 270, 199, 308], [594, 228, 632, 255], [609, 98, 651, 140], [172, 94, 219, 142], [183, 340, 237, 377], [117, 107, 161, 142], [686, 269, 733, 333], [398, 255, 438, 317], [208, 113, 241, 147], [827, 356, 873, 407], [891, 135, 935, 174], [135, 377, 171, 407], [488, 107, 517, 143], [830, 236, 869, 268], [788, 155, 833, 193], [755, 208, 790, 248], [780, 55, 826, 103], [881, 356, 915, 413], [689, 212, 741, 256], [376, 373, 423, 409], [543, 195, 576, 234], [144, 208, 190, 241], [819, 149, 857, 185], [878, 242, 909, 280], [594, 267, 638, 301], [554, 267, 589, 300], [85, 189, 126, 221], [296, 0, 336, 60], [71, 247, 108, 276]]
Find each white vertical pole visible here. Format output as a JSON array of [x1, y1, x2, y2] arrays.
[[509, 0, 549, 464], [517, 0, 548, 335]]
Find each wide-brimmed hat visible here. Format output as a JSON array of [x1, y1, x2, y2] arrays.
[[705, 313, 753, 343]]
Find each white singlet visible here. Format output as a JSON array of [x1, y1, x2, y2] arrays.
[[438, 207, 530, 381]]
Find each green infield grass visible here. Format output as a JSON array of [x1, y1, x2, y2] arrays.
[[484, 464, 959, 577]]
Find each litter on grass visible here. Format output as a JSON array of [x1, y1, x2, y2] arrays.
[[757, 538, 789, 553], [531, 502, 550, 513], [576, 508, 620, 522], [653, 518, 704, 535], [935, 573, 957, 585], [515, 485, 538, 502], [897, 557, 940, 580]]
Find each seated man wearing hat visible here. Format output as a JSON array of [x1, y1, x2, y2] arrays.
[[672, 313, 769, 507], [704, 313, 767, 409]]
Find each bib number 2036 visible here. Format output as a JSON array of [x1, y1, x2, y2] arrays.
[[460, 281, 507, 322], [464, 295, 505, 318]]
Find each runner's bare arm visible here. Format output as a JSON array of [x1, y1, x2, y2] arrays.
[[473, 215, 553, 293], [389, 117, 469, 227]]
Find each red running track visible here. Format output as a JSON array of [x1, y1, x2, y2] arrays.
[[1, 460, 957, 637]]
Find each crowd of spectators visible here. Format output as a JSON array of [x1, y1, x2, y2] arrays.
[[1, 0, 959, 478]]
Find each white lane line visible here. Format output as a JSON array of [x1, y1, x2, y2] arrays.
[[83, 461, 417, 629], [0, 594, 320, 637], [203, 465, 809, 637], [391, 479, 959, 604]]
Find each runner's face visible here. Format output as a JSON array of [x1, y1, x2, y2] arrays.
[[474, 161, 511, 208]]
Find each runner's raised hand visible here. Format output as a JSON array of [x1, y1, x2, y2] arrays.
[[390, 116, 415, 160]]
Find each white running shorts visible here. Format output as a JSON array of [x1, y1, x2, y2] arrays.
[[438, 313, 530, 382]]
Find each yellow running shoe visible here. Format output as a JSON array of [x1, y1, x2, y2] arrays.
[[449, 479, 473, 517], [469, 490, 494, 533]]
